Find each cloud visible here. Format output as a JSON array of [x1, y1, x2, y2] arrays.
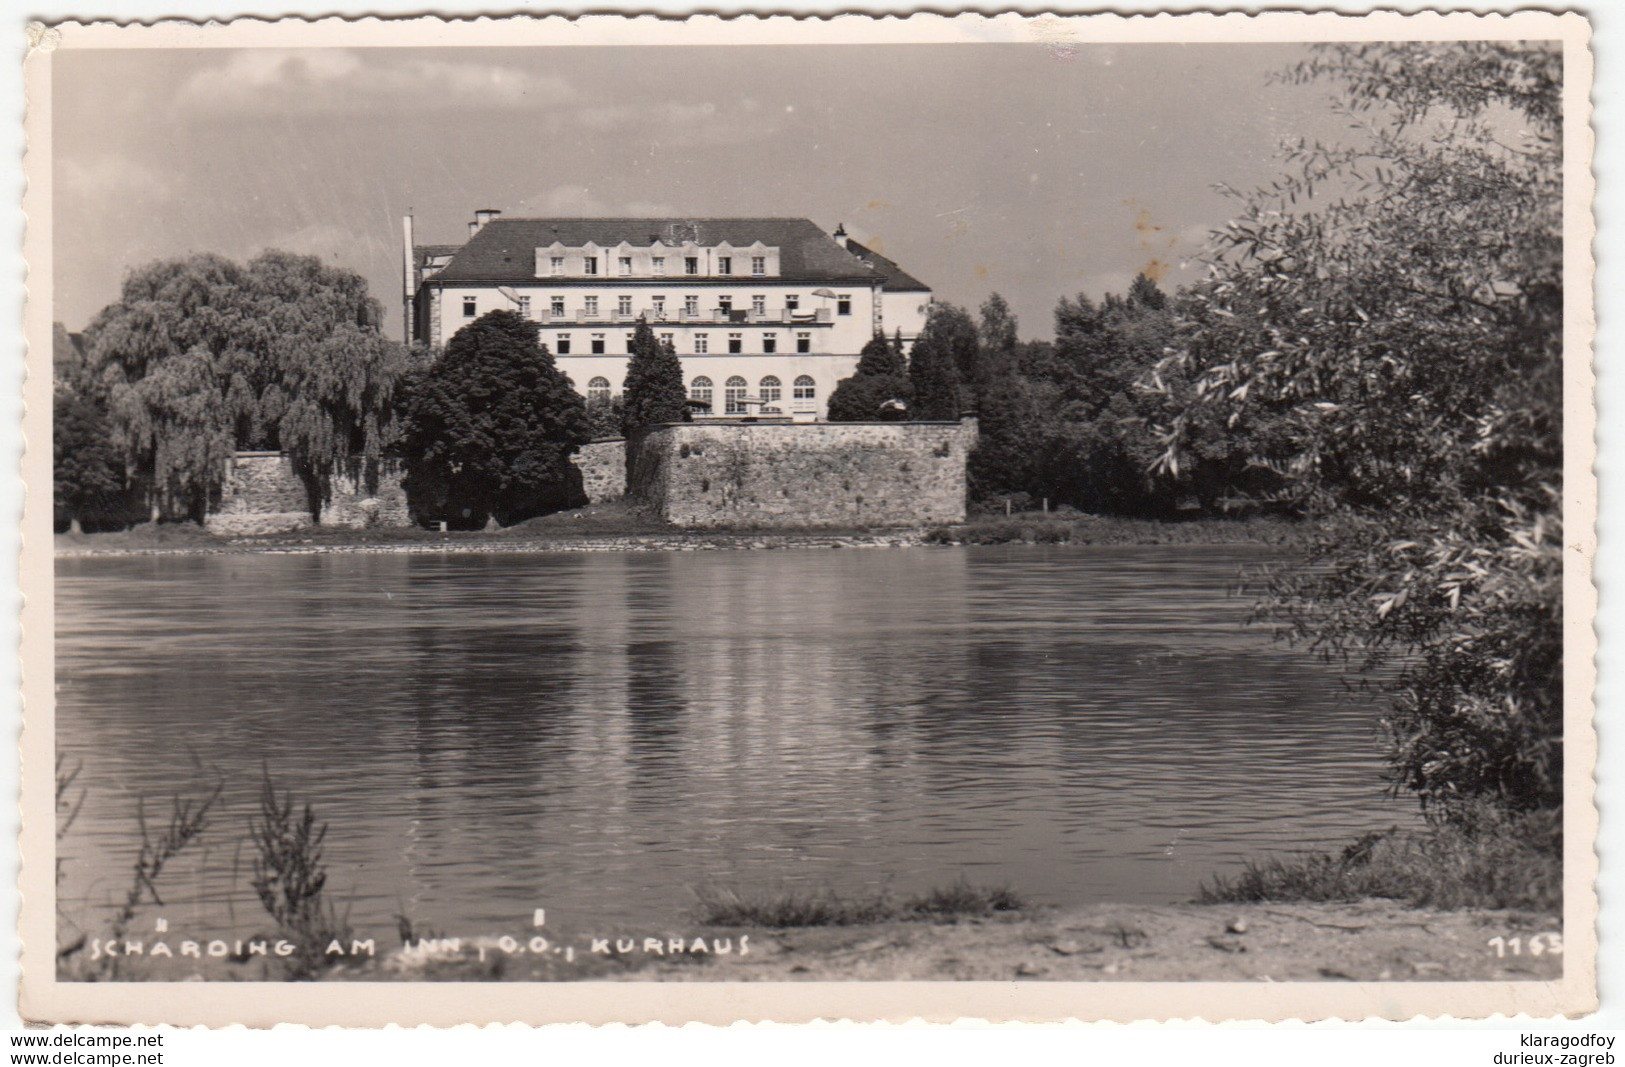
[[176, 50, 575, 113], [58, 153, 169, 203], [254, 222, 360, 262], [518, 186, 676, 217], [572, 97, 785, 145]]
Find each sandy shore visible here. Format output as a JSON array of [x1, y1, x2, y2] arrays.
[[344, 900, 1562, 984]]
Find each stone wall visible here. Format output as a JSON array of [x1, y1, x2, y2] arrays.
[[207, 453, 409, 535], [627, 419, 975, 528], [576, 438, 626, 502]]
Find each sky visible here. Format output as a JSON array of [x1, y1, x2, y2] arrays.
[[50, 41, 1340, 344]]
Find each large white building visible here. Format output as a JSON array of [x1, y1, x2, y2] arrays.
[[404, 212, 932, 421]]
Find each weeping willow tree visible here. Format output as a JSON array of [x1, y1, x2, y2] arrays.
[[85, 251, 414, 523], [1150, 42, 1564, 818]]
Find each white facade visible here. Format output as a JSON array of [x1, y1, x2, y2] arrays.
[[408, 215, 932, 421]]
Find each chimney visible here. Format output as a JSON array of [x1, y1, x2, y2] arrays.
[[833, 222, 849, 249], [472, 208, 502, 234]]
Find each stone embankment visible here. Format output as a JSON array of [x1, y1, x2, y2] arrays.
[[55, 531, 933, 558]]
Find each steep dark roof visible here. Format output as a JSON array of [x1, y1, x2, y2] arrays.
[[413, 244, 462, 272], [842, 238, 931, 293], [426, 218, 882, 287]]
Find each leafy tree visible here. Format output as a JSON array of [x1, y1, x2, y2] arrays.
[[828, 333, 911, 421], [398, 310, 591, 526], [243, 252, 413, 514], [977, 292, 1019, 372], [621, 319, 688, 434], [84, 252, 411, 522], [54, 388, 126, 533], [908, 306, 966, 420], [584, 392, 626, 440], [1151, 42, 1563, 816]]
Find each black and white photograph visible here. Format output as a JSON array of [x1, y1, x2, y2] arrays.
[[19, 11, 1596, 1026]]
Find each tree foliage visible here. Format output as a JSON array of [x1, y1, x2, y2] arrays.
[[828, 333, 911, 422], [398, 310, 592, 526], [908, 305, 968, 420], [620, 319, 689, 434], [83, 252, 412, 522], [1150, 42, 1564, 816]]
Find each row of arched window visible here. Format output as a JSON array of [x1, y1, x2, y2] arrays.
[[689, 375, 816, 413], [584, 375, 817, 412]]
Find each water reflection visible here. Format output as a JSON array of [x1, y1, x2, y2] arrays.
[[56, 545, 1407, 938]]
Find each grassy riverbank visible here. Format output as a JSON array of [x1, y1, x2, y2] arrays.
[[56, 501, 1321, 556], [1200, 808, 1562, 914]]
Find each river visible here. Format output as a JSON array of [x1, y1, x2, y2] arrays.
[[55, 545, 1407, 943]]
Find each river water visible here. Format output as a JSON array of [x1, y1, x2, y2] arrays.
[[55, 545, 1406, 942]]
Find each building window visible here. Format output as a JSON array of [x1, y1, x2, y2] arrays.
[[837, 294, 852, 316], [796, 332, 811, 354], [651, 296, 666, 318], [591, 333, 606, 355], [556, 333, 571, 355], [587, 376, 611, 402], [751, 294, 766, 316], [550, 295, 565, 316], [690, 376, 713, 404], [728, 332, 743, 354], [760, 375, 782, 403], [763, 333, 777, 354], [786, 294, 799, 312], [583, 257, 599, 276], [518, 295, 531, 317], [684, 256, 699, 275], [718, 296, 732, 315], [794, 375, 816, 400], [694, 333, 709, 354], [619, 256, 633, 276], [725, 375, 748, 414], [652, 256, 666, 276], [625, 333, 635, 349], [617, 295, 633, 316], [585, 296, 599, 317], [751, 256, 766, 276], [660, 333, 674, 348], [717, 256, 732, 275], [684, 295, 699, 316], [463, 297, 477, 317], [550, 256, 564, 276]]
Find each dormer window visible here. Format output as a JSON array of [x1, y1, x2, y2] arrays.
[[652, 257, 666, 276], [550, 256, 565, 276], [751, 256, 766, 276], [685, 256, 699, 275], [619, 256, 633, 276], [583, 257, 599, 276], [718, 256, 732, 276]]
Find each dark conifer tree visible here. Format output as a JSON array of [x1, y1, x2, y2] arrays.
[[907, 308, 964, 420], [828, 333, 912, 421], [620, 318, 689, 434]]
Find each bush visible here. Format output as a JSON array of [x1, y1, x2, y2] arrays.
[[1199, 804, 1561, 913], [694, 880, 1025, 928]]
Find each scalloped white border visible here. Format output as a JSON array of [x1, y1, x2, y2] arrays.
[[14, 8, 1598, 1027]]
